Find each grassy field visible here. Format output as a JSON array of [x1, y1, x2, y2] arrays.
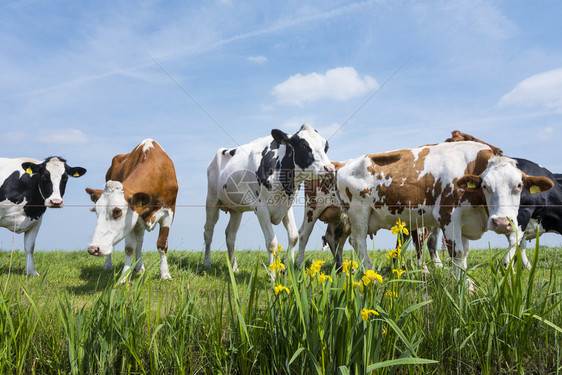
[[1, 244, 561, 374]]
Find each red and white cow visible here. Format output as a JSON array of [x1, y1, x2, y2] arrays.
[[0, 157, 86, 275], [298, 162, 439, 270], [85, 139, 178, 282], [204, 124, 333, 271], [336, 141, 553, 287]]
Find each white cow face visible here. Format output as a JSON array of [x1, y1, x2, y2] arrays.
[[21, 157, 86, 208], [272, 124, 334, 177], [458, 156, 554, 234], [86, 181, 151, 256]]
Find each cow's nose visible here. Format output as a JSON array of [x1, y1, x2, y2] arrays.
[[88, 246, 101, 256], [49, 199, 63, 208], [324, 164, 335, 174], [491, 218, 513, 234]]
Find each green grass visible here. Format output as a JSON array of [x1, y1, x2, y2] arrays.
[[0, 245, 561, 374]]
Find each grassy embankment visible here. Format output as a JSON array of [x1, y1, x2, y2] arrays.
[[1, 243, 561, 374]]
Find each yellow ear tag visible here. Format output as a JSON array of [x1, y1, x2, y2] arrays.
[[530, 185, 541, 194], [467, 181, 476, 189], [281, 140, 285, 145], [26, 167, 33, 175], [73, 172, 80, 177]]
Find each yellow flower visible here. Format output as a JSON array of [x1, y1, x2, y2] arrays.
[[274, 284, 290, 295], [318, 273, 332, 283], [342, 260, 359, 276], [392, 269, 406, 278], [274, 244, 284, 257], [306, 259, 325, 278], [382, 329, 387, 337], [384, 290, 398, 299], [385, 246, 401, 260], [391, 218, 409, 236], [269, 258, 285, 273], [353, 281, 364, 292], [362, 270, 383, 286], [361, 308, 379, 321]]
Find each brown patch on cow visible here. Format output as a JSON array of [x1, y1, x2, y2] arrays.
[[346, 187, 353, 202], [359, 188, 372, 198], [445, 130, 503, 156], [306, 209, 314, 223], [366, 148, 440, 215], [157, 226, 170, 251], [369, 152, 402, 167]]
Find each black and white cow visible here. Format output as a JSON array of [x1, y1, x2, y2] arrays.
[[204, 124, 334, 271], [0, 157, 86, 275], [503, 158, 562, 268]]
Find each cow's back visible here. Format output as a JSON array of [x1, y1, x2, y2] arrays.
[[106, 140, 177, 205], [338, 141, 494, 211]]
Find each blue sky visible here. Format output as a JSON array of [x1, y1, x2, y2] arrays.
[[1, 0, 562, 259]]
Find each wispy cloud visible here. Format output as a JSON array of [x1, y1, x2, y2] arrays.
[[37, 128, 88, 145], [247, 55, 267, 64], [498, 68, 562, 112], [271, 67, 378, 106]]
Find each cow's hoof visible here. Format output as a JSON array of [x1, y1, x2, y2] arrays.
[[27, 271, 40, 277], [421, 265, 430, 274], [161, 273, 172, 280], [203, 260, 211, 268], [135, 266, 145, 273], [120, 277, 128, 285]]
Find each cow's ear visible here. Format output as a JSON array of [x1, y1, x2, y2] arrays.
[[85, 188, 103, 203], [67, 166, 87, 178], [129, 192, 152, 208], [21, 162, 40, 175], [457, 175, 482, 191], [523, 175, 554, 194], [271, 129, 290, 145]]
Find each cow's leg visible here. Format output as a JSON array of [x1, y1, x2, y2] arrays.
[[203, 198, 220, 268], [519, 238, 531, 270], [444, 222, 474, 292], [121, 231, 137, 284], [347, 205, 373, 269], [412, 229, 424, 267], [103, 254, 113, 270], [134, 226, 145, 273], [427, 227, 443, 267], [282, 207, 299, 263], [157, 214, 173, 280], [23, 219, 42, 276], [297, 207, 320, 266], [225, 211, 243, 272], [255, 207, 278, 269]]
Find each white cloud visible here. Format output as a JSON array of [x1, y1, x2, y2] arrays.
[[247, 55, 267, 64], [271, 67, 379, 106], [37, 128, 88, 145], [498, 68, 562, 112]]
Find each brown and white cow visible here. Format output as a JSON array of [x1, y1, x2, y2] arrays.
[[298, 162, 438, 270], [85, 139, 178, 282], [336, 141, 553, 288]]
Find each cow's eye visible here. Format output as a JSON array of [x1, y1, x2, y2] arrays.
[[112, 207, 123, 219], [516, 183, 523, 190]]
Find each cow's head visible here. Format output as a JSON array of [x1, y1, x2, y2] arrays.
[[457, 156, 554, 234], [85, 181, 151, 256], [272, 124, 334, 176], [21, 157, 87, 208]]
